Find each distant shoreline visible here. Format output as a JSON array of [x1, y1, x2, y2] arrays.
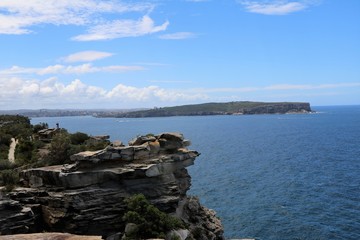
[[95, 101, 313, 118]]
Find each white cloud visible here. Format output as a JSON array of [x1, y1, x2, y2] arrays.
[[0, 0, 164, 41], [38, 65, 65, 75], [72, 15, 169, 41], [0, 66, 38, 75], [62, 51, 114, 63], [240, 1, 311, 15], [0, 77, 359, 109], [0, 64, 145, 76], [159, 32, 197, 40], [0, 77, 207, 109], [19, 82, 39, 95]]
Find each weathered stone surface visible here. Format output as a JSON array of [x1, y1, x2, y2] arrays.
[[129, 135, 156, 146], [70, 150, 103, 161], [178, 197, 224, 240], [0, 133, 224, 239], [0, 233, 102, 240], [124, 223, 138, 236], [0, 199, 40, 235], [166, 229, 190, 240]]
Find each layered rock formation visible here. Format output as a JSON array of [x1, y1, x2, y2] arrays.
[[0, 133, 224, 239]]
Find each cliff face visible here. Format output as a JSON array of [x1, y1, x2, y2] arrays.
[[240, 103, 312, 114], [0, 133, 224, 240]]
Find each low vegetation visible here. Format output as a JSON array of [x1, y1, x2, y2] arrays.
[[0, 115, 110, 189], [123, 194, 185, 239]]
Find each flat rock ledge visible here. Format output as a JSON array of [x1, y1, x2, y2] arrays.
[[0, 133, 224, 240], [0, 233, 102, 240]]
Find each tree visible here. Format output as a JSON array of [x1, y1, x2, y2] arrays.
[[46, 131, 71, 165]]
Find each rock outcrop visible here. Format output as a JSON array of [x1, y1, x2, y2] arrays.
[[0, 133, 224, 239]]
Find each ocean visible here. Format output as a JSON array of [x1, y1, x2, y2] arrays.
[[31, 105, 360, 240]]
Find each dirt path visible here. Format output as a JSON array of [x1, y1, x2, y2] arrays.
[[8, 138, 18, 163]]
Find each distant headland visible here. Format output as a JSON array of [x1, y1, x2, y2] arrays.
[[96, 101, 313, 118], [0, 101, 313, 118]]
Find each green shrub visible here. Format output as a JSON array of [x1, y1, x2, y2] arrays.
[[0, 159, 15, 170], [33, 122, 48, 133], [0, 145, 10, 160], [85, 139, 110, 151], [0, 169, 19, 189], [170, 234, 181, 240], [15, 140, 34, 165], [70, 132, 90, 145], [32, 139, 45, 149], [123, 194, 185, 239], [0, 132, 12, 146], [69, 144, 87, 156], [46, 131, 71, 165]]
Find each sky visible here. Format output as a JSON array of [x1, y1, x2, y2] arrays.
[[0, 0, 359, 110]]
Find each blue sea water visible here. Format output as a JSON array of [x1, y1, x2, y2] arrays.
[[31, 106, 360, 240]]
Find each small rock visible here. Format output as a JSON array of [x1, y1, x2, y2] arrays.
[[129, 135, 156, 146], [123, 223, 138, 238], [112, 140, 124, 147], [166, 229, 190, 240]]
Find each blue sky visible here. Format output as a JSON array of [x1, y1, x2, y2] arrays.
[[0, 0, 359, 109]]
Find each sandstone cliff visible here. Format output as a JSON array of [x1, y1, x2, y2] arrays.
[[0, 133, 224, 240]]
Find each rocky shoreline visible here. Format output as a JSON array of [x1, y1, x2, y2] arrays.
[[0, 133, 224, 240]]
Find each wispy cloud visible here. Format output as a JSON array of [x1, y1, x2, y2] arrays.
[[239, 1, 313, 15], [135, 62, 170, 67], [192, 87, 259, 93], [0, 1, 167, 41], [72, 15, 169, 41], [62, 51, 114, 63], [159, 32, 197, 40], [149, 80, 193, 83], [192, 82, 360, 93], [264, 83, 360, 90], [0, 64, 145, 75]]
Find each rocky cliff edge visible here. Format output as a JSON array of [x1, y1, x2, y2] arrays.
[[0, 133, 224, 240]]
